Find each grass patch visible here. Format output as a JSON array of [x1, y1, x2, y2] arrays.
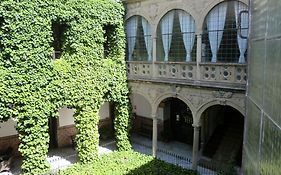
[[59, 151, 198, 175]]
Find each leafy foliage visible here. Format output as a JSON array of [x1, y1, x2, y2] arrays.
[[60, 151, 198, 175], [0, 0, 131, 174]]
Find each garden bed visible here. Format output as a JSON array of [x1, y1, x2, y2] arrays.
[[59, 151, 197, 175]]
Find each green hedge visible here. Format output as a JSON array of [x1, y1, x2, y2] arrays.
[[0, 0, 131, 174], [60, 151, 198, 175]]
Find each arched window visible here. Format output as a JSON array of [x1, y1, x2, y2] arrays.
[[125, 16, 152, 61], [202, 1, 249, 63], [157, 9, 196, 62]]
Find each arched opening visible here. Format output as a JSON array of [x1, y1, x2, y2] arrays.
[[158, 97, 193, 145], [125, 16, 152, 61], [98, 102, 116, 154], [156, 9, 197, 62], [57, 107, 76, 148], [200, 105, 244, 167], [98, 102, 115, 142], [202, 1, 249, 63]]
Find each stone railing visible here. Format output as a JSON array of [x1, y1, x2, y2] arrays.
[[155, 62, 197, 80], [126, 61, 152, 78], [199, 63, 247, 84], [126, 61, 247, 89]]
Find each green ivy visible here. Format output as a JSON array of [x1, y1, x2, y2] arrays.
[[0, 0, 131, 174], [60, 151, 198, 175]]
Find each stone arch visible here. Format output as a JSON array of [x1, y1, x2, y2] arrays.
[[197, 0, 249, 32], [152, 92, 196, 121], [125, 13, 157, 37], [125, 14, 153, 29], [194, 99, 245, 125], [154, 6, 199, 35]]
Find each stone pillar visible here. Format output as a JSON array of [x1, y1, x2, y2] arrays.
[[200, 120, 204, 154], [192, 124, 200, 170], [152, 114, 157, 157], [196, 32, 202, 80]]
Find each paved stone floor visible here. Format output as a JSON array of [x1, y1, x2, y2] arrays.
[[7, 134, 215, 175]]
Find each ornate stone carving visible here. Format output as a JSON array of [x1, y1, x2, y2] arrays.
[[148, 88, 157, 102], [219, 99, 227, 106], [148, 3, 158, 20], [171, 85, 181, 96], [212, 91, 233, 99], [186, 94, 204, 109]]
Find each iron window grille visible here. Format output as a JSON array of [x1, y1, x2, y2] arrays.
[[156, 9, 197, 62], [202, 1, 249, 63], [125, 16, 152, 61]]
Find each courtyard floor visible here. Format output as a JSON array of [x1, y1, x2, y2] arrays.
[[8, 134, 215, 175]]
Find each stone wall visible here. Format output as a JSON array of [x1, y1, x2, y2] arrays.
[[129, 81, 245, 126]]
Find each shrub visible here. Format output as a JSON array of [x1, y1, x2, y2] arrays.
[[60, 151, 198, 175], [0, 0, 131, 174]]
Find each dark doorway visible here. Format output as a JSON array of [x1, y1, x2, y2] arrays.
[[201, 105, 244, 167], [162, 98, 193, 145], [48, 117, 58, 149]]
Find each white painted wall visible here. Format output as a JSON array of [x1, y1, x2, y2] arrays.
[[58, 107, 75, 127], [58, 103, 110, 127], [132, 94, 152, 118], [0, 119, 18, 137], [99, 102, 110, 120]]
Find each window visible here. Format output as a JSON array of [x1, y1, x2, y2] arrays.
[[125, 16, 152, 61], [202, 1, 249, 63], [103, 24, 116, 58], [157, 10, 196, 62], [52, 21, 68, 59]]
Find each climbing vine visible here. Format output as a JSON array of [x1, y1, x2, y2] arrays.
[[0, 0, 131, 174]]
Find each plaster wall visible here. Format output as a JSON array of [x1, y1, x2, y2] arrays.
[[58, 103, 110, 127], [0, 119, 18, 137], [131, 93, 152, 118], [99, 102, 110, 120], [58, 107, 75, 127]]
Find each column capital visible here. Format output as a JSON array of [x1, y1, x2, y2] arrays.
[[151, 113, 157, 119], [196, 30, 203, 36], [192, 124, 201, 128]]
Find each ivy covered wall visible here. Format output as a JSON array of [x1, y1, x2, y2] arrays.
[[0, 0, 131, 174]]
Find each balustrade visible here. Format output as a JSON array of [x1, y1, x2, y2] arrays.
[[126, 61, 247, 89]]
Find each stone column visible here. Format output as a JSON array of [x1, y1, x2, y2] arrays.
[[200, 120, 204, 154], [152, 114, 157, 157], [196, 32, 202, 80], [192, 124, 200, 170]]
